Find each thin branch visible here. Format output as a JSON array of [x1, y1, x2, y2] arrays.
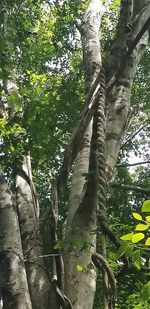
[[24, 254, 61, 262], [117, 160, 150, 167], [122, 120, 150, 147], [111, 183, 150, 193]]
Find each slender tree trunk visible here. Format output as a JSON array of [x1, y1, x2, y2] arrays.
[[0, 174, 32, 309], [64, 1, 104, 308], [15, 156, 53, 309]]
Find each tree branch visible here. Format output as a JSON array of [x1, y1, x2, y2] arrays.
[[111, 182, 150, 193], [122, 120, 150, 147], [117, 160, 150, 167]]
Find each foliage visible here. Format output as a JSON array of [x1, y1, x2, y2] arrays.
[[120, 200, 150, 246], [116, 200, 150, 303]]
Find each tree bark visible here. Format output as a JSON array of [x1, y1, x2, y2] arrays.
[[0, 174, 32, 309], [64, 1, 104, 308], [105, 0, 150, 182], [15, 156, 54, 309]]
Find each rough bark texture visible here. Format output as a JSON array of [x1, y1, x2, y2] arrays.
[[64, 1, 104, 308], [64, 120, 97, 309], [105, 0, 150, 182], [15, 156, 53, 309], [65, 122, 92, 236], [0, 174, 32, 309]]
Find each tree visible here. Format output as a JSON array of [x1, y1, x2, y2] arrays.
[[0, 0, 150, 308]]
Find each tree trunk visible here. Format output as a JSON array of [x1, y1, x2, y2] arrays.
[[105, 0, 150, 182], [15, 156, 54, 309], [64, 1, 104, 308], [0, 174, 32, 309]]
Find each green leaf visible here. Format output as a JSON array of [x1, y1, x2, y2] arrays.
[[125, 244, 133, 257], [132, 249, 140, 262], [131, 233, 145, 243], [76, 265, 84, 272], [132, 212, 142, 221], [145, 237, 150, 246], [53, 240, 63, 250], [134, 259, 141, 270], [141, 281, 150, 300], [135, 223, 150, 231], [142, 200, 150, 212], [120, 233, 133, 241], [10, 143, 15, 153], [132, 249, 141, 269], [146, 215, 150, 223], [116, 242, 129, 259]]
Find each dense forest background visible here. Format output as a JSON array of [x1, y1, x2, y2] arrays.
[[0, 0, 150, 308]]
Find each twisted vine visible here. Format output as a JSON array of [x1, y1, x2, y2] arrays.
[[96, 66, 107, 229], [91, 65, 117, 308], [95, 66, 120, 248]]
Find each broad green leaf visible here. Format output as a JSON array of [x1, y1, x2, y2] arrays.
[[135, 223, 150, 231], [146, 216, 150, 223], [132, 212, 142, 221], [142, 200, 150, 212], [120, 233, 133, 241], [145, 237, 150, 246], [76, 265, 84, 272], [116, 242, 129, 259], [132, 233, 145, 243]]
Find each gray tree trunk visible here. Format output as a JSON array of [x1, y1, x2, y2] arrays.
[[15, 156, 54, 309], [105, 0, 150, 182], [64, 1, 104, 308], [0, 174, 32, 309]]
